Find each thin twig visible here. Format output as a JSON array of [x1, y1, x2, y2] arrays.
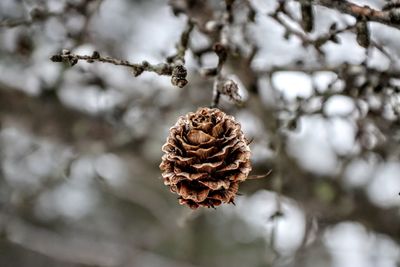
[[208, 1, 241, 108], [50, 50, 173, 75], [211, 81, 221, 108], [269, 9, 355, 54], [51, 19, 195, 88], [167, 20, 195, 64], [247, 169, 273, 180]]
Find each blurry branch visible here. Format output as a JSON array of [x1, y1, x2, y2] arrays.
[[0, 81, 114, 146], [214, 79, 243, 106], [300, 0, 314, 32], [0, 241, 94, 267], [309, 0, 400, 30], [257, 62, 400, 78], [0, 19, 30, 28], [246, 50, 400, 243], [309, 177, 400, 243], [225, 0, 236, 23], [0, 1, 102, 29], [197, 0, 244, 107], [270, 1, 400, 55], [209, 43, 228, 107], [167, 20, 194, 65], [2, 214, 202, 267], [0, 7, 58, 28], [251, 153, 400, 244], [268, 207, 283, 261], [74, 0, 103, 44], [369, 40, 394, 65], [170, 0, 258, 98], [260, 62, 400, 149], [269, 5, 354, 54], [355, 17, 370, 48], [206, 0, 232, 108], [50, 20, 194, 88], [0, 79, 174, 155], [0, 0, 102, 52], [244, 0, 257, 22]]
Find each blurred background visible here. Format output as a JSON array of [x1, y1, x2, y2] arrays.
[[0, 0, 399, 266]]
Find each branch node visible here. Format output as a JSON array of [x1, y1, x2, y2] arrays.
[[171, 65, 188, 88]]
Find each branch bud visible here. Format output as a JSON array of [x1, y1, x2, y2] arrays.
[[356, 18, 370, 48]]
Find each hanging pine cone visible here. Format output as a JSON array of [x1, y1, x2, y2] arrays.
[[160, 107, 251, 209]]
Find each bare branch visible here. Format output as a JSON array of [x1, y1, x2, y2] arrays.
[[50, 49, 171, 74], [50, 18, 195, 88], [50, 49, 189, 88], [311, 0, 400, 30], [269, 8, 354, 53], [167, 20, 195, 64]]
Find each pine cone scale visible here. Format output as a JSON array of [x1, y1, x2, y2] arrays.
[[178, 172, 208, 180], [177, 181, 210, 202], [192, 161, 224, 173], [186, 147, 219, 159], [175, 135, 221, 151], [199, 179, 230, 190], [186, 129, 215, 144], [211, 122, 225, 136]]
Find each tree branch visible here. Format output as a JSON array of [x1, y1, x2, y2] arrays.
[[50, 50, 173, 76], [50, 19, 195, 88], [311, 0, 400, 30], [50, 49, 189, 88]]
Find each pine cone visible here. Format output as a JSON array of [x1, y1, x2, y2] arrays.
[[160, 107, 251, 209]]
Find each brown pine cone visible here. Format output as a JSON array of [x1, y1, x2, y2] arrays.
[[160, 107, 251, 209]]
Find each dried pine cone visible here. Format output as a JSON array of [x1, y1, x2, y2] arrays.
[[160, 107, 251, 209]]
